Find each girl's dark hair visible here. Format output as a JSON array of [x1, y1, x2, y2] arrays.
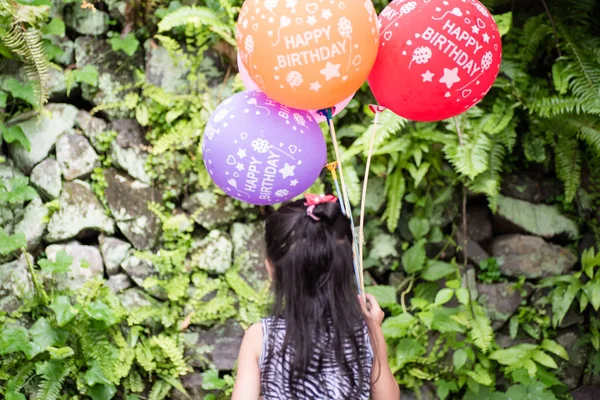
[[263, 198, 370, 398]]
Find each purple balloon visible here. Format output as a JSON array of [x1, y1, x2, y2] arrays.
[[202, 90, 327, 205]]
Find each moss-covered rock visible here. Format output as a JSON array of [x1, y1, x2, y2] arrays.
[[56, 133, 99, 181], [99, 235, 131, 276], [74, 36, 138, 119], [30, 158, 62, 200], [231, 222, 268, 288], [108, 119, 151, 184], [8, 104, 78, 174], [103, 168, 161, 250], [44, 241, 104, 291], [191, 230, 233, 274], [46, 180, 115, 242], [0, 254, 34, 313], [182, 191, 239, 230], [75, 110, 109, 152], [65, 4, 109, 36]]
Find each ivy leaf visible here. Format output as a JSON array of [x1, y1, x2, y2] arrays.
[[408, 217, 430, 239], [0, 177, 37, 204], [0, 326, 31, 355], [201, 369, 226, 390], [532, 350, 558, 369], [381, 313, 415, 339], [453, 348, 468, 370], [434, 288, 454, 306], [47, 346, 75, 359], [0, 91, 7, 108], [493, 12, 513, 36], [87, 383, 117, 400], [49, 295, 78, 327], [4, 78, 38, 106], [28, 317, 59, 358], [136, 104, 149, 126], [455, 288, 470, 305], [38, 250, 73, 273], [394, 338, 425, 370], [73, 65, 99, 87], [84, 360, 113, 386], [421, 261, 455, 281], [85, 300, 118, 325], [108, 33, 140, 56], [42, 18, 66, 37], [0, 227, 26, 256], [365, 285, 397, 308], [402, 241, 426, 274], [583, 277, 600, 311], [540, 340, 569, 360], [436, 379, 458, 400]]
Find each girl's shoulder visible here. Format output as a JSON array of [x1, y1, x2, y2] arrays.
[[242, 322, 263, 362]]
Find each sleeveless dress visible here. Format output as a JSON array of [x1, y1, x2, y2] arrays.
[[259, 317, 374, 400]]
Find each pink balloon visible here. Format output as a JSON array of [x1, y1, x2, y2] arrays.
[[237, 51, 354, 123]]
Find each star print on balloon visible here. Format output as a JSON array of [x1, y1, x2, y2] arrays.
[[237, 50, 355, 123], [368, 0, 502, 122], [202, 90, 327, 206], [236, 0, 379, 110]]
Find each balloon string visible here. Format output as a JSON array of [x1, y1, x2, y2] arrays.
[[327, 162, 362, 295], [323, 110, 363, 296], [358, 110, 381, 299]]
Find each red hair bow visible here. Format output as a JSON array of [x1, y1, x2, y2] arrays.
[[304, 194, 338, 206], [304, 194, 337, 221]]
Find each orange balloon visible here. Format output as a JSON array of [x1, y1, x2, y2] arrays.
[[236, 0, 379, 111]]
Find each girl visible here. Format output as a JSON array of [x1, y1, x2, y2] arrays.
[[232, 194, 400, 400]]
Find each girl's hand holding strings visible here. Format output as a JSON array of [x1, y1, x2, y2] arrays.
[[359, 294, 385, 327]]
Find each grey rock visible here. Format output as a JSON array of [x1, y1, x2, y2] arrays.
[[65, 4, 109, 35], [463, 205, 493, 242], [117, 287, 155, 309], [398, 385, 434, 400], [191, 230, 233, 274], [47, 67, 67, 97], [31, 158, 62, 200], [145, 44, 190, 94], [476, 283, 530, 330], [492, 235, 578, 279], [231, 222, 268, 288], [456, 230, 490, 266], [0, 160, 26, 236], [75, 110, 109, 152], [107, 273, 133, 293], [99, 235, 131, 275], [369, 233, 399, 272], [501, 172, 560, 204], [49, 36, 75, 66], [75, 36, 137, 119], [108, 119, 151, 184], [46, 180, 115, 242], [105, 0, 127, 23], [494, 195, 579, 239], [184, 320, 244, 370], [56, 133, 98, 180], [557, 331, 589, 389], [495, 334, 536, 349], [104, 169, 161, 250], [13, 197, 48, 253], [45, 241, 104, 291], [559, 303, 586, 329], [9, 104, 78, 173], [571, 386, 600, 400], [0, 254, 34, 313], [172, 373, 211, 400], [121, 254, 165, 300], [182, 191, 239, 230]]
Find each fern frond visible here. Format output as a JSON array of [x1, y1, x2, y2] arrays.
[[444, 131, 492, 180], [5, 363, 35, 394], [530, 96, 590, 117], [150, 334, 188, 376], [148, 380, 172, 400], [135, 341, 157, 373], [382, 168, 406, 233], [554, 129, 582, 202], [157, 6, 235, 45], [36, 361, 70, 400], [1, 24, 49, 106], [191, 293, 236, 325], [468, 304, 494, 354], [226, 270, 259, 302], [519, 15, 552, 64]]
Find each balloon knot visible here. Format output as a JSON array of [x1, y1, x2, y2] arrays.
[[316, 107, 335, 122]]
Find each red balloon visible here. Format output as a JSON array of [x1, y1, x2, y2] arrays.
[[368, 0, 502, 122]]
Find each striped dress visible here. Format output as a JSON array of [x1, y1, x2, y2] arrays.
[[259, 317, 374, 400]]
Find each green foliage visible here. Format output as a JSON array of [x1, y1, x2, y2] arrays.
[[0, 228, 26, 256], [108, 32, 140, 57]]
